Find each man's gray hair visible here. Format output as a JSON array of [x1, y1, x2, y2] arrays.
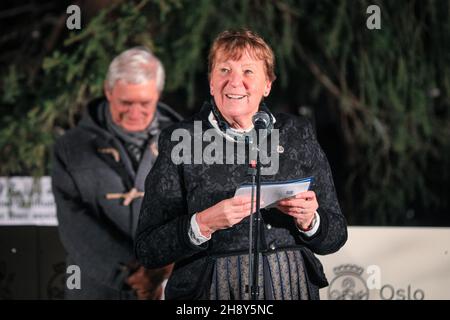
[[105, 47, 165, 93]]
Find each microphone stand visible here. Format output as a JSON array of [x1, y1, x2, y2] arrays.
[[247, 129, 263, 300]]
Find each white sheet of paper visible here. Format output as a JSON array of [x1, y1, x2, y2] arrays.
[[234, 177, 312, 210]]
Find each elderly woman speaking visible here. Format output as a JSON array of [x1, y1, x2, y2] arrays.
[[135, 29, 347, 300]]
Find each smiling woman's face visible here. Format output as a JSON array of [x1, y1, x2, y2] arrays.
[[209, 49, 272, 128]]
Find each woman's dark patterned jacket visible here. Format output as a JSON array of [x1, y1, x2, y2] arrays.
[[135, 102, 347, 300]]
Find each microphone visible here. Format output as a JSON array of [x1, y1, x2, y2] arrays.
[[252, 111, 270, 130]]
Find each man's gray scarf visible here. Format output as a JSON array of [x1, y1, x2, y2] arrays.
[[101, 101, 160, 170]]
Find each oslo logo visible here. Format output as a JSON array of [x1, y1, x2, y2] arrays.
[[328, 264, 369, 300]]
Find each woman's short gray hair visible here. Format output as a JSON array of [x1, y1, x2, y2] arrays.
[[105, 47, 165, 93]]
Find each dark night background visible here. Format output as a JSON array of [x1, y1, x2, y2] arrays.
[[0, 0, 449, 299]]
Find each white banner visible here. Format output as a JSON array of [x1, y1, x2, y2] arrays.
[[319, 226, 450, 300], [0, 176, 57, 226]]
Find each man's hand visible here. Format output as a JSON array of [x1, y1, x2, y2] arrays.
[[126, 264, 174, 300], [134, 286, 164, 300]]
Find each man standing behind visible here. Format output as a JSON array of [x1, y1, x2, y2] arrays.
[[52, 47, 180, 299]]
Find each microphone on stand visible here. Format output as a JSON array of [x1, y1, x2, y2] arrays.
[[252, 111, 270, 130], [247, 111, 270, 300]]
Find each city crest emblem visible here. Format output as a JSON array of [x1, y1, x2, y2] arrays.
[[328, 264, 369, 300]]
